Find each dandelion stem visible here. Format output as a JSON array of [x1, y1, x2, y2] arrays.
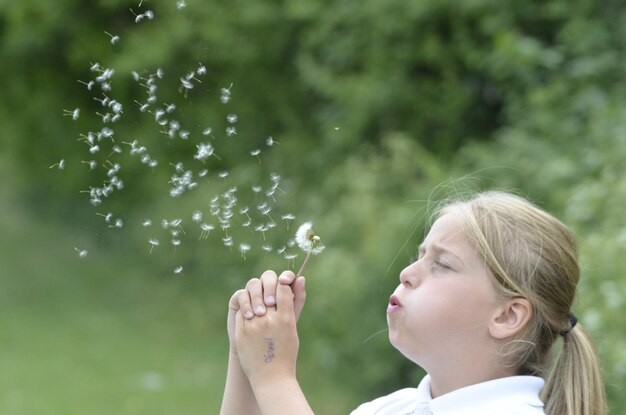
[[297, 250, 313, 277]]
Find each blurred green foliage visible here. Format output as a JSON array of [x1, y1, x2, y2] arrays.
[[1, 0, 625, 413]]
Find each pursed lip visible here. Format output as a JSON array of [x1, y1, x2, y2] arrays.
[[387, 294, 402, 314]]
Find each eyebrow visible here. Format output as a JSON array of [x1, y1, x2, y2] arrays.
[[417, 242, 465, 266]]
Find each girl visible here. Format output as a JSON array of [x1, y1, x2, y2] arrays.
[[220, 191, 607, 415]]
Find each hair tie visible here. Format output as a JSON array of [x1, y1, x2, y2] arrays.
[[560, 313, 578, 336]]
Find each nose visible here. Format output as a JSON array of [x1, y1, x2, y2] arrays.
[[399, 263, 418, 288]]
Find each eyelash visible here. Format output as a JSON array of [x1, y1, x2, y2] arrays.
[[410, 255, 450, 271]]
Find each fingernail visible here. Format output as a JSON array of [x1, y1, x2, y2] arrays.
[[255, 305, 265, 314], [244, 310, 254, 319], [265, 295, 275, 305]]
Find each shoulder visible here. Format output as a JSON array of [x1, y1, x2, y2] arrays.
[[350, 388, 417, 415]]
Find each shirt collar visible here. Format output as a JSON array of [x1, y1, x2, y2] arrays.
[[415, 374, 544, 414]]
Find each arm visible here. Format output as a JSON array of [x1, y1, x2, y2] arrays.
[[236, 280, 314, 415], [221, 271, 306, 415], [220, 289, 262, 415]]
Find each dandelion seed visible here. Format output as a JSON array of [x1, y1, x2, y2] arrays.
[[281, 214, 295, 229], [148, 238, 159, 253], [220, 83, 232, 104], [218, 171, 229, 179], [154, 108, 165, 121], [250, 149, 262, 163], [145, 10, 154, 19], [104, 31, 120, 44], [49, 159, 65, 170], [199, 223, 214, 240], [251, 186, 262, 194], [111, 218, 124, 228], [193, 143, 215, 162], [109, 145, 122, 156], [192, 211, 202, 222], [225, 126, 237, 137], [74, 247, 88, 258], [266, 136, 279, 146], [78, 79, 95, 90], [202, 127, 213, 136], [97, 212, 114, 223], [179, 130, 190, 140], [89, 145, 100, 154], [176, 0, 186, 9], [226, 114, 238, 124], [63, 108, 80, 121], [222, 236, 233, 248], [142, 219, 152, 227], [164, 103, 176, 113], [262, 244, 273, 253], [239, 243, 251, 260], [174, 266, 184, 275], [171, 239, 181, 248], [284, 253, 298, 268], [82, 160, 97, 170], [90, 62, 101, 72], [198, 169, 208, 177]]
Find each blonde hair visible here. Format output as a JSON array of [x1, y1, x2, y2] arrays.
[[439, 191, 606, 415]]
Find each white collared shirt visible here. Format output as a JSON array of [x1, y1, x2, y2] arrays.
[[350, 374, 545, 415]]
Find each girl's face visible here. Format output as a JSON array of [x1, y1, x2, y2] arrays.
[[387, 211, 501, 372]]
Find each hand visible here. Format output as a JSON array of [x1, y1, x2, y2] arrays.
[[235, 283, 300, 387], [227, 270, 306, 354]]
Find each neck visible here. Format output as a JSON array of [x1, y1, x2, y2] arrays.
[[426, 358, 517, 398]]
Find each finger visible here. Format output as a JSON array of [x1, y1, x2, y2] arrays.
[[276, 283, 295, 315], [260, 270, 278, 307], [292, 276, 307, 321], [234, 288, 255, 319], [278, 270, 296, 286], [246, 278, 266, 316]]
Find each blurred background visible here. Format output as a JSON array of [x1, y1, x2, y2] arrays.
[[1, 0, 625, 413]]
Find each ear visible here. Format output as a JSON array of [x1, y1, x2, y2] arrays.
[[488, 297, 532, 340]]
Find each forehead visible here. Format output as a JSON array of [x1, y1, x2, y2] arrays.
[[421, 212, 479, 258]]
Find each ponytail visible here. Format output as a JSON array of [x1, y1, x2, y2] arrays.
[[542, 323, 607, 415]]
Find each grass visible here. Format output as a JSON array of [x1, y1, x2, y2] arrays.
[[0, 179, 231, 414]]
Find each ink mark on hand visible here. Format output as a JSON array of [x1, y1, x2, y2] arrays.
[[264, 338, 275, 363]]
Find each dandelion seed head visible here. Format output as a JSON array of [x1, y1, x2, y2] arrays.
[[295, 222, 324, 254]]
